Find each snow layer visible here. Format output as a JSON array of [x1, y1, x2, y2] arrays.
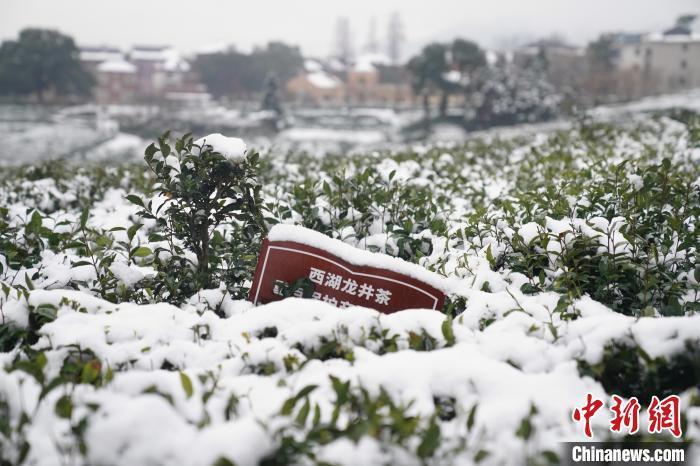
[[268, 224, 456, 294], [194, 133, 247, 162], [97, 59, 137, 74], [307, 72, 342, 89], [2, 290, 699, 465]]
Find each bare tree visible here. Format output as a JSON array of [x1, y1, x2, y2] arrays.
[[386, 12, 404, 65], [334, 17, 354, 67]]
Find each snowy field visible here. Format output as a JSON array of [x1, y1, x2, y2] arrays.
[[0, 88, 694, 166], [0, 106, 699, 465], [0, 104, 403, 165], [3, 89, 700, 166]]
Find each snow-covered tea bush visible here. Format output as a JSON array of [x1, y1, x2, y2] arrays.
[[127, 132, 265, 304], [0, 115, 699, 465]]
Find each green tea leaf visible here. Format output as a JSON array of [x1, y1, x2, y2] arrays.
[[179, 371, 193, 399]]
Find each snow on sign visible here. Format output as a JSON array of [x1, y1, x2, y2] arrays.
[[249, 225, 449, 313]]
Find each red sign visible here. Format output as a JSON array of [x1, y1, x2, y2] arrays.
[[248, 238, 446, 313]]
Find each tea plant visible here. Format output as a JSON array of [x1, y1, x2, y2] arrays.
[[264, 380, 446, 465], [129, 132, 266, 303], [1, 113, 699, 465]]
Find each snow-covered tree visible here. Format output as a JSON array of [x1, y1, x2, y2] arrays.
[[465, 54, 562, 128]]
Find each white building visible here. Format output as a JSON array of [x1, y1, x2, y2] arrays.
[[614, 23, 700, 94], [80, 46, 125, 73], [94, 59, 137, 104]]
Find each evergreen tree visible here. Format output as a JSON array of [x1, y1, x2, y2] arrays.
[[451, 39, 486, 74], [194, 42, 302, 98], [0, 28, 94, 102], [407, 39, 486, 118], [407, 43, 448, 118]]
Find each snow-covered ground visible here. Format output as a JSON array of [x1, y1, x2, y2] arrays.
[[3, 289, 698, 465], [591, 88, 700, 117]]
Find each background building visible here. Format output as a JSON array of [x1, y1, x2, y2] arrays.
[[94, 59, 137, 104], [80, 44, 206, 104], [614, 27, 700, 95], [286, 60, 345, 105], [286, 54, 413, 107]]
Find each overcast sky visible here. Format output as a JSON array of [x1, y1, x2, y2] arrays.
[[1, 0, 698, 58]]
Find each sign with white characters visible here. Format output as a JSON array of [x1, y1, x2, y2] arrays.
[[248, 226, 448, 313]]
